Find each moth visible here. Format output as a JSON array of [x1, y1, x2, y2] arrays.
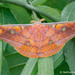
[[0, 21, 75, 58]]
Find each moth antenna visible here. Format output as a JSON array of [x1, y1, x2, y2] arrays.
[[31, 20, 36, 23], [39, 19, 45, 22], [31, 19, 45, 23], [30, 18, 39, 23]]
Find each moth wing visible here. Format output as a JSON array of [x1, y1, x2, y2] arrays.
[[44, 21, 75, 46], [0, 24, 39, 58], [0, 24, 28, 46], [38, 22, 75, 57], [0, 22, 75, 58]]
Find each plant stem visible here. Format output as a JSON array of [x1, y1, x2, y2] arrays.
[[0, 41, 2, 75], [29, 1, 38, 21], [38, 56, 54, 75], [3, 0, 58, 22], [32, 11, 38, 21]]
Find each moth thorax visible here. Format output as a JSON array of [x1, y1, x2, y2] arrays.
[[33, 24, 42, 30]]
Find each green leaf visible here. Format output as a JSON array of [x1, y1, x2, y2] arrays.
[[4, 3, 32, 24], [9, 64, 25, 75], [61, 2, 75, 21], [31, 62, 38, 75], [43, 0, 68, 10], [53, 49, 64, 69], [55, 60, 71, 75], [3, 44, 17, 56], [63, 40, 75, 75], [0, 3, 6, 8], [21, 58, 37, 75], [68, 0, 75, 3], [3, 0, 27, 4], [1, 57, 9, 75], [61, 2, 75, 75], [0, 7, 17, 24], [37, 5, 60, 22], [0, 41, 2, 75], [31, 0, 47, 6], [2, 0, 58, 22], [38, 57, 54, 75], [2, 41, 7, 52], [5, 53, 28, 69]]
